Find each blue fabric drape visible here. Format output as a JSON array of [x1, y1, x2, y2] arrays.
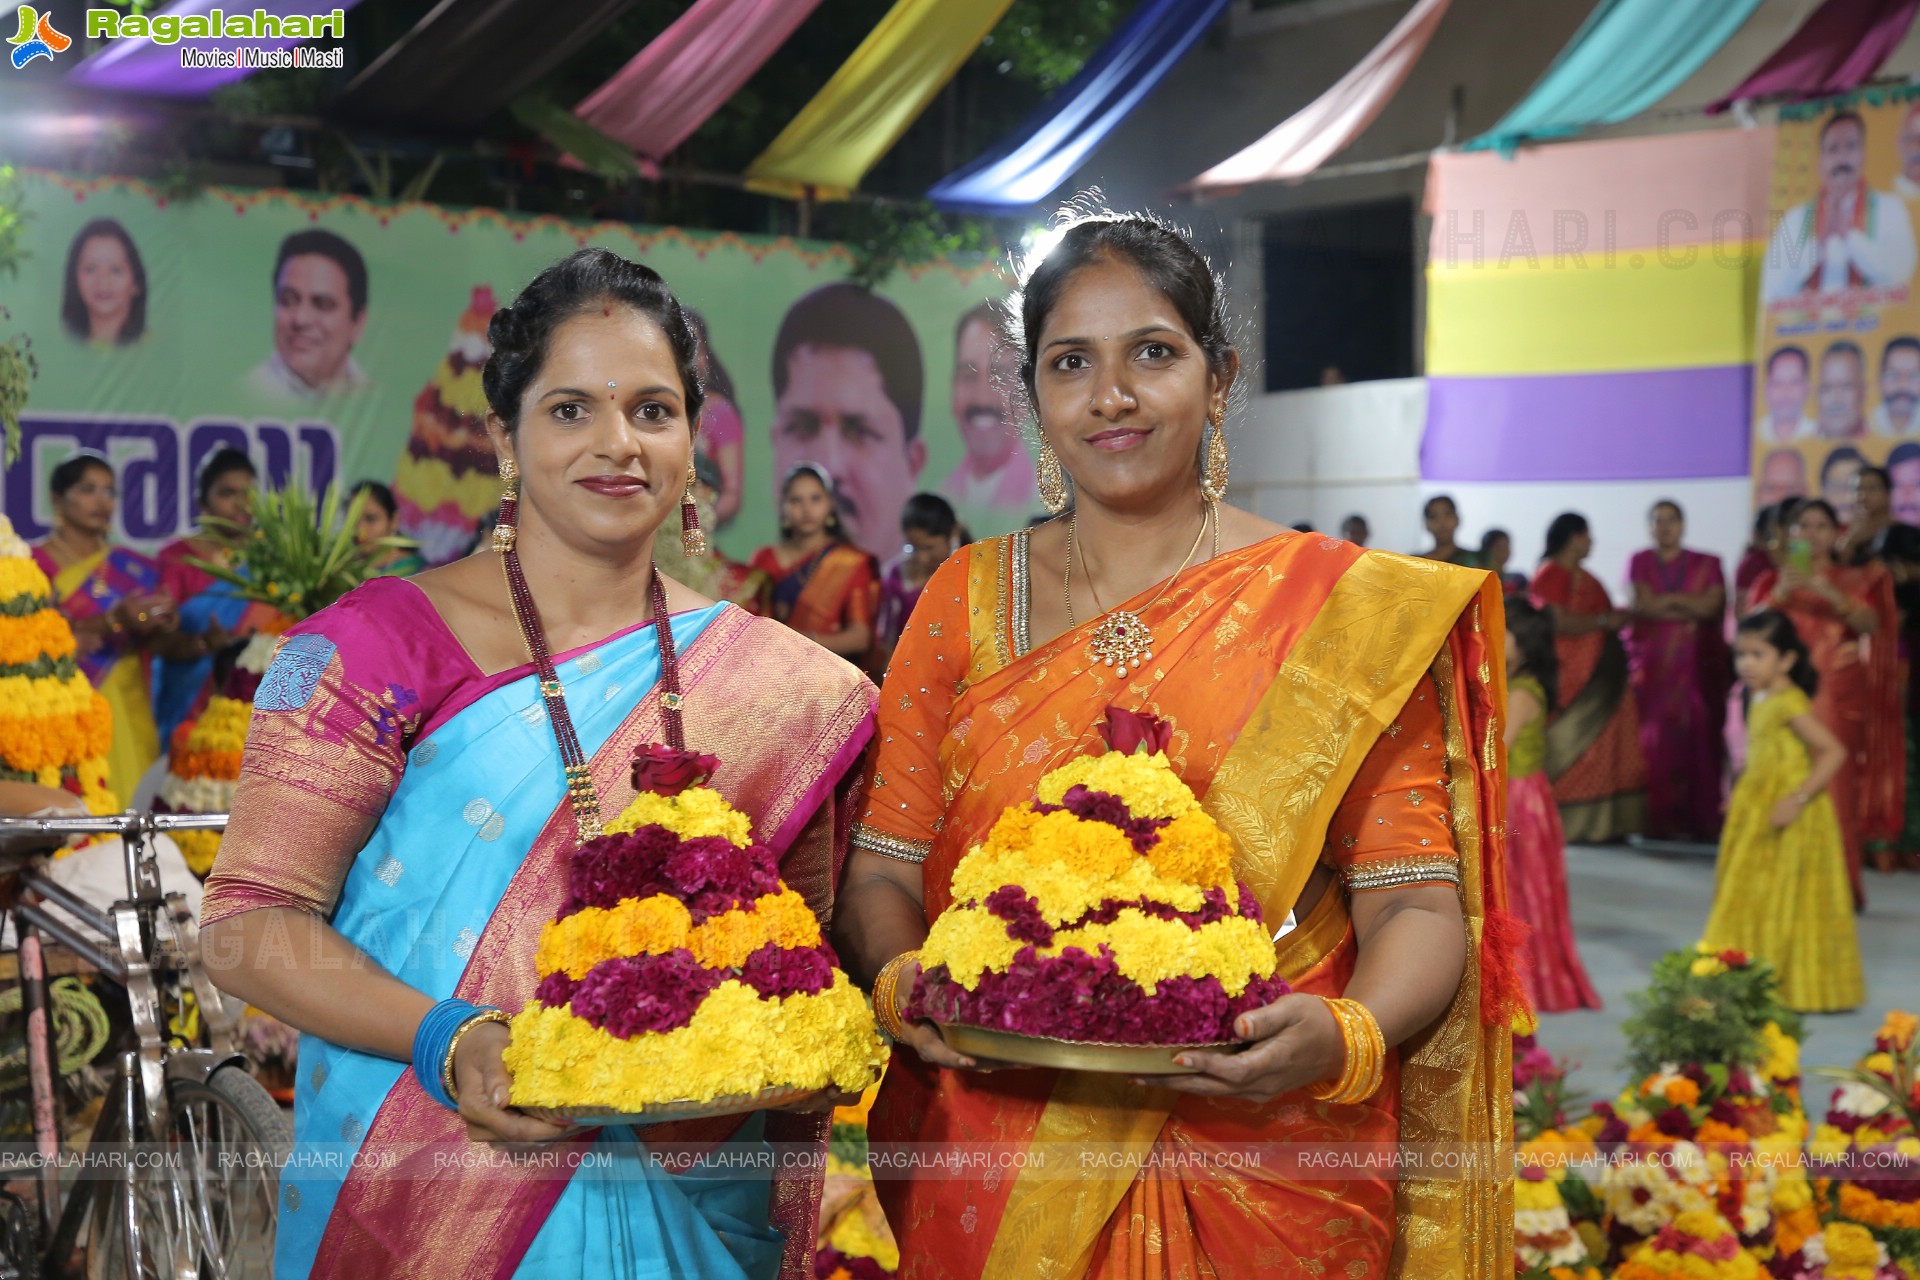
[[927, 0, 1233, 214], [1465, 0, 1769, 153]]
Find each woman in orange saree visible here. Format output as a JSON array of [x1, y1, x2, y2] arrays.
[[1746, 498, 1901, 910], [751, 464, 878, 663], [1531, 513, 1649, 843], [834, 215, 1517, 1280]]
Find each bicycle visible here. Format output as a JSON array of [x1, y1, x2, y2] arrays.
[[0, 812, 290, 1280]]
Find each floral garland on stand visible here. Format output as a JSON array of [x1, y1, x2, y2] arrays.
[[0, 516, 115, 814]]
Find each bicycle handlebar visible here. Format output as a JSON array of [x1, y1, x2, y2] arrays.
[[0, 812, 230, 838]]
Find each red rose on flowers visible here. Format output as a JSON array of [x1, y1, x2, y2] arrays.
[[631, 743, 720, 796], [1099, 706, 1173, 756], [1717, 948, 1749, 968]]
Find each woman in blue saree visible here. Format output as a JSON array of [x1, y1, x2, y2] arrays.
[[153, 448, 258, 744], [203, 250, 875, 1279]]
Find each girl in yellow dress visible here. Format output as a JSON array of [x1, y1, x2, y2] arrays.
[[1704, 610, 1863, 1012]]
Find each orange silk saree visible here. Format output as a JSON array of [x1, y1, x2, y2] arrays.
[[853, 529, 1516, 1280]]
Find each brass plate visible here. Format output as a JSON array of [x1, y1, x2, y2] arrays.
[[537, 1083, 823, 1127], [940, 1024, 1240, 1076]]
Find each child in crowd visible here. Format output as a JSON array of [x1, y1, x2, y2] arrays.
[[1504, 599, 1603, 1012], [1703, 611, 1863, 1012]]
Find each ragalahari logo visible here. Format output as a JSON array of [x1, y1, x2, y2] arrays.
[[8, 5, 71, 68]]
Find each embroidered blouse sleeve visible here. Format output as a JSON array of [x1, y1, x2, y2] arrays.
[[850, 552, 969, 864], [1324, 673, 1459, 892], [200, 595, 421, 925]]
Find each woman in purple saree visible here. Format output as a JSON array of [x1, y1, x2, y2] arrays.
[[1626, 501, 1730, 841]]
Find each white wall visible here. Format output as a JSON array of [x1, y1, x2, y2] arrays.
[[1232, 380, 1754, 600]]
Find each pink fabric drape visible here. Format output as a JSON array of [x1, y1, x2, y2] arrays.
[[1188, 0, 1451, 191], [1707, 0, 1920, 113], [574, 0, 824, 164]]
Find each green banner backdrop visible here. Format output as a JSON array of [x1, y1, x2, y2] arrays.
[[1, 169, 1037, 565]]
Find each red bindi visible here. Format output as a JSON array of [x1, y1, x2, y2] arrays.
[[603, 306, 611, 316]]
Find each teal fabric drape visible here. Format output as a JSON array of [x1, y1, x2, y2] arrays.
[[1465, 0, 1769, 153]]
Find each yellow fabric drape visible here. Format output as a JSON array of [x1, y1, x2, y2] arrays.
[[744, 0, 1016, 200]]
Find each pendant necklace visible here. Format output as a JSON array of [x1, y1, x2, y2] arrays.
[[1065, 501, 1218, 678], [501, 542, 688, 841]]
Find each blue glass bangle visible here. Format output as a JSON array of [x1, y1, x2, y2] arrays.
[[413, 998, 488, 1111]]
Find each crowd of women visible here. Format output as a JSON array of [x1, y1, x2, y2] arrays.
[[1388, 481, 1907, 1018], [20, 204, 1897, 1276]]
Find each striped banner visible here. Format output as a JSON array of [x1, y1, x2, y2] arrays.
[[1423, 129, 1774, 483]]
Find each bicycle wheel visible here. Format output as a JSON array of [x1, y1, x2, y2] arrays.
[[86, 1065, 290, 1280]]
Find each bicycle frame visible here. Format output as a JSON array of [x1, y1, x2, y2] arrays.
[[0, 812, 248, 1278]]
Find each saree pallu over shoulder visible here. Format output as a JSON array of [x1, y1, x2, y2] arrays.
[[860, 533, 1516, 1280], [213, 596, 875, 1280]]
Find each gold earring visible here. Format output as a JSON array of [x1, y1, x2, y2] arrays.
[[1036, 439, 1068, 514], [492, 456, 519, 553], [679, 460, 707, 557], [1200, 413, 1229, 502]]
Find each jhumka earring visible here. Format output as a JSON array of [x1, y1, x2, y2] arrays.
[[1037, 439, 1068, 514], [680, 460, 707, 557], [492, 457, 519, 553], [1200, 412, 1230, 502]]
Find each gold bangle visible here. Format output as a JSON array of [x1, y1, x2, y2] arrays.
[[872, 950, 920, 1041], [1310, 997, 1386, 1105], [442, 1009, 512, 1106]]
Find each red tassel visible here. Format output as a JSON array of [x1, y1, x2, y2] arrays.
[[680, 496, 707, 556], [1478, 905, 1533, 1029]]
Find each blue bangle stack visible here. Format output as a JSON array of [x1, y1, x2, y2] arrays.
[[413, 997, 494, 1110]]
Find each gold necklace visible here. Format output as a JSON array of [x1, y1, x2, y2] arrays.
[[1066, 502, 1217, 678]]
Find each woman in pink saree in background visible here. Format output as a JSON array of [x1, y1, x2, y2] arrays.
[[1628, 501, 1730, 841]]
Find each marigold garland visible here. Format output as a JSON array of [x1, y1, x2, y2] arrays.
[[534, 889, 821, 981], [0, 557, 50, 602], [506, 979, 886, 1108], [0, 610, 76, 666], [1035, 750, 1201, 824], [604, 786, 753, 847]]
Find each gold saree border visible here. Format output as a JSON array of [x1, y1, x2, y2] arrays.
[[980, 554, 1497, 1279]]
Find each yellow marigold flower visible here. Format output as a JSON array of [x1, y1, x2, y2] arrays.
[[1863, 1052, 1896, 1076], [950, 826, 1206, 926], [506, 978, 886, 1109], [1880, 1009, 1918, 1052], [1514, 1176, 1565, 1212], [0, 557, 52, 603], [686, 890, 822, 969], [1695, 940, 1718, 954], [605, 786, 753, 847], [827, 1202, 899, 1270], [1809, 1125, 1853, 1162], [1665, 1079, 1702, 1107], [1034, 751, 1200, 821], [1691, 956, 1728, 978], [1759, 1021, 1800, 1081], [1048, 912, 1275, 998], [1822, 1221, 1883, 1271], [1146, 810, 1235, 889], [0, 609, 78, 665], [535, 894, 694, 980], [174, 829, 223, 877], [920, 905, 1023, 988]]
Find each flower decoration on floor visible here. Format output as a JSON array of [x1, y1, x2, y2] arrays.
[[0, 516, 115, 815], [506, 744, 886, 1111], [906, 706, 1287, 1046], [1769, 1222, 1907, 1280], [1611, 1210, 1765, 1280]]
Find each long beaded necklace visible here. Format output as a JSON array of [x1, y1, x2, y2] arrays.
[[501, 544, 687, 841], [1065, 501, 1218, 678]]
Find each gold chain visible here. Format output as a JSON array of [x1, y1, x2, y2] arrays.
[[1065, 501, 1218, 626]]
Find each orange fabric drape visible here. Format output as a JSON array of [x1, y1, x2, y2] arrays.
[[752, 542, 878, 636], [1747, 563, 1902, 905], [859, 531, 1514, 1280]]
